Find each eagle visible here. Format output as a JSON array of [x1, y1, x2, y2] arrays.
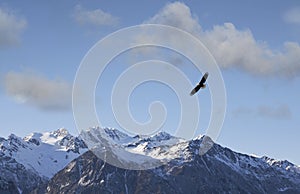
[[190, 72, 209, 96]]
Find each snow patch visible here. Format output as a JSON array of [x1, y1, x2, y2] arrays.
[[0, 128, 87, 178]]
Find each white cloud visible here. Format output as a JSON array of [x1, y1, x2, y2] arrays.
[[145, 2, 300, 78], [145, 2, 201, 35], [73, 5, 119, 27], [203, 23, 300, 78], [3, 72, 72, 111], [283, 7, 300, 25], [0, 7, 27, 47]]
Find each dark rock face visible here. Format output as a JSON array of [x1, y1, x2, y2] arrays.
[[0, 154, 47, 194], [0, 177, 19, 194], [45, 151, 177, 194], [43, 137, 300, 194]]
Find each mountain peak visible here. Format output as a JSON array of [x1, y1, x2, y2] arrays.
[[50, 128, 69, 138], [150, 131, 173, 141], [23, 132, 43, 146], [7, 133, 20, 141]]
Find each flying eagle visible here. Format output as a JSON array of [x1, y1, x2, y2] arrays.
[[190, 72, 209, 96]]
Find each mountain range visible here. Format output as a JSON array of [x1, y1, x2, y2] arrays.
[[1, 127, 300, 193]]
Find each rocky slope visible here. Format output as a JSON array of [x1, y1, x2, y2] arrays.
[[42, 128, 300, 194], [0, 152, 45, 194], [0, 128, 87, 193]]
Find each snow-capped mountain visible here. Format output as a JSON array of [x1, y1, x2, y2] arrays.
[[1, 127, 300, 193], [0, 128, 87, 193], [0, 128, 87, 178], [80, 127, 187, 169], [42, 128, 300, 194]]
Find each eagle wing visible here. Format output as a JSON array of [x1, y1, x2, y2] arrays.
[[199, 72, 209, 86], [190, 72, 209, 96], [190, 84, 201, 96]]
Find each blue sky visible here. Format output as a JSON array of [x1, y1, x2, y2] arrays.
[[1, 1, 300, 164]]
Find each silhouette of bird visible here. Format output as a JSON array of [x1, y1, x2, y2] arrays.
[[190, 72, 209, 96]]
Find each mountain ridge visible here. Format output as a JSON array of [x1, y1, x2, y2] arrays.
[[43, 130, 300, 194], [1, 127, 300, 193]]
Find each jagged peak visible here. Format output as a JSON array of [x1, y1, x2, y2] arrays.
[[147, 131, 176, 142], [7, 134, 25, 146], [23, 132, 43, 145], [103, 127, 129, 139], [23, 132, 43, 139], [50, 128, 69, 138], [7, 133, 19, 140], [192, 133, 204, 140], [262, 156, 299, 170]]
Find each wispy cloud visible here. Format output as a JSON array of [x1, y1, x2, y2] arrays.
[[257, 105, 292, 119], [73, 5, 119, 27], [233, 104, 292, 120], [283, 7, 300, 25], [145, 2, 300, 78], [0, 7, 27, 47], [3, 71, 72, 111]]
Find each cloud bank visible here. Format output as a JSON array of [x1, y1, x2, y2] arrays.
[[3, 72, 72, 111], [0, 7, 27, 46], [145, 2, 300, 78], [73, 5, 119, 27]]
